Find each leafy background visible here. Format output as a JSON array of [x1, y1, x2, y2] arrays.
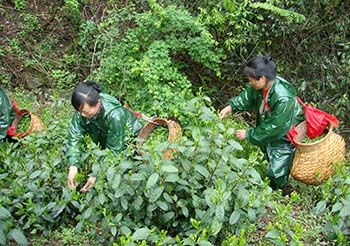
[[0, 0, 349, 245]]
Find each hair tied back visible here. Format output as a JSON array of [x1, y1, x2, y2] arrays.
[[84, 80, 101, 93], [264, 55, 273, 64]]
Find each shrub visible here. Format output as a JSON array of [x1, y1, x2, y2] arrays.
[[0, 94, 272, 244], [93, 2, 224, 118]]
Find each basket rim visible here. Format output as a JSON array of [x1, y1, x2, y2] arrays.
[[294, 120, 334, 147], [137, 117, 180, 142]]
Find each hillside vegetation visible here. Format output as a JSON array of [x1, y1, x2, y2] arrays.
[[0, 0, 349, 245]]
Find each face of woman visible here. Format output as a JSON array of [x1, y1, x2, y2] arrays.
[[248, 76, 268, 90], [79, 101, 101, 118]]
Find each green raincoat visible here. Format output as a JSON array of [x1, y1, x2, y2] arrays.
[[229, 76, 304, 188], [0, 88, 15, 142], [66, 93, 143, 167]]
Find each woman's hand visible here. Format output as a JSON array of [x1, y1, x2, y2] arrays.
[[236, 129, 247, 140], [219, 105, 232, 119], [67, 166, 78, 189], [80, 176, 96, 192]]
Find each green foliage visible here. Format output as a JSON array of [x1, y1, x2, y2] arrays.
[[0, 92, 272, 244], [198, 0, 255, 52], [17, 114, 30, 133], [19, 13, 41, 36], [264, 1, 350, 131], [93, 2, 224, 118], [31, 226, 93, 246], [221, 229, 248, 246], [63, 0, 81, 26], [78, 20, 98, 50], [14, 0, 26, 10], [197, 0, 305, 71], [0, 206, 28, 245], [265, 195, 305, 246], [49, 69, 77, 89], [7, 38, 24, 56], [1, 0, 350, 244], [0, 72, 11, 88], [2, 89, 347, 244], [312, 164, 350, 244], [64, 0, 80, 12], [250, 2, 305, 24]]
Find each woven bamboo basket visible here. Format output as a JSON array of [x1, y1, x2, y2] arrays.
[[291, 121, 346, 185], [137, 118, 181, 159], [11, 109, 45, 138]]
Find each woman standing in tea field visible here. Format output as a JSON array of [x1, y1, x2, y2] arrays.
[[220, 56, 304, 196]]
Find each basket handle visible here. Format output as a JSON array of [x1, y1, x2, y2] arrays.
[[125, 105, 160, 125], [10, 99, 21, 115]]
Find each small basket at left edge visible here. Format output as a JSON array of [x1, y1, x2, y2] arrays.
[[11, 109, 45, 138]]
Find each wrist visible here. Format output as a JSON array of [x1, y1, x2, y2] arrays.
[[68, 166, 78, 179]]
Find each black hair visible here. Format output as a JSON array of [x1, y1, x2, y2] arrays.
[[71, 80, 102, 111], [243, 55, 277, 81]]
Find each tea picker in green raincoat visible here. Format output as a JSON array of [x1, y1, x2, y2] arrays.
[[66, 81, 143, 192], [0, 87, 16, 144], [220, 56, 304, 196]]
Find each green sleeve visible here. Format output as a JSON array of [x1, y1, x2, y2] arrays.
[[0, 91, 14, 141], [228, 86, 256, 113], [66, 113, 86, 167], [247, 97, 295, 145], [105, 108, 126, 154]]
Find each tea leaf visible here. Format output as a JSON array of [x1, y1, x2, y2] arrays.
[[265, 229, 280, 239], [195, 164, 210, 178], [0, 206, 11, 220], [161, 165, 178, 173], [146, 173, 159, 188], [0, 229, 6, 245], [8, 229, 28, 246], [229, 211, 240, 225], [132, 228, 150, 241]]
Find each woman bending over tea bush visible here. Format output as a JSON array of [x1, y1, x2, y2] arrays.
[[66, 81, 143, 192], [0, 87, 16, 144], [219, 56, 304, 196]]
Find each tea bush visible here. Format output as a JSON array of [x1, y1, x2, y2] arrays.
[[0, 206, 28, 245], [313, 164, 350, 244], [1, 0, 349, 243], [0, 89, 348, 245], [0, 92, 274, 244]]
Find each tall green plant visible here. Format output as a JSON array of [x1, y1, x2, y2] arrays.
[[93, 2, 224, 118]]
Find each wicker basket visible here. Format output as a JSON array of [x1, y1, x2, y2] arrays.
[[291, 121, 346, 185], [11, 109, 45, 138], [137, 118, 181, 159]]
